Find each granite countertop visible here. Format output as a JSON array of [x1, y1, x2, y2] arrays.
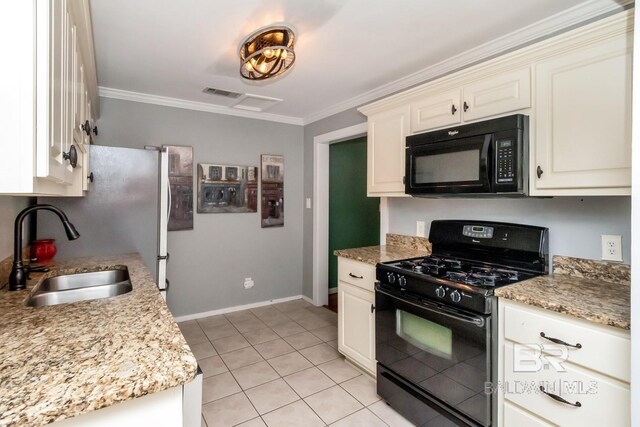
[[333, 234, 432, 265], [495, 256, 631, 330], [0, 254, 197, 426]]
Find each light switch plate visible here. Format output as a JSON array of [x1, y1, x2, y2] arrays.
[[416, 221, 426, 237]]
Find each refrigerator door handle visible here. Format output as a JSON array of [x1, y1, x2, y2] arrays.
[[167, 180, 172, 219]]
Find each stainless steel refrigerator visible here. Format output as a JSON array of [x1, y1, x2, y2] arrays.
[[38, 144, 170, 299]]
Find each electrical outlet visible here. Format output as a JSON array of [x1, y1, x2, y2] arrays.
[[305, 198, 311, 209], [243, 277, 254, 289], [416, 221, 426, 237], [601, 235, 623, 262]]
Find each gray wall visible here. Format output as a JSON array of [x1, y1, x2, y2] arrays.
[[95, 97, 304, 317], [303, 108, 366, 298], [389, 197, 631, 263], [0, 197, 30, 260]]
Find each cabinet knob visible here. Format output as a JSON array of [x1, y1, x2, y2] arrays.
[[536, 165, 544, 179], [463, 101, 469, 112], [62, 145, 78, 168], [81, 120, 91, 136], [87, 172, 94, 183], [451, 104, 457, 115]]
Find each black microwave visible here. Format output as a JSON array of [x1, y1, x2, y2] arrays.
[[405, 114, 529, 197]]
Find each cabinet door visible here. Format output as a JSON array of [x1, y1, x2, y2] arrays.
[[36, 0, 74, 185], [367, 105, 410, 196], [338, 282, 375, 374], [462, 67, 530, 122], [503, 402, 552, 427], [533, 34, 632, 194], [410, 89, 460, 133]]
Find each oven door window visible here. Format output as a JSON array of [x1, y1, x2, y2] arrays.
[[396, 309, 453, 359], [408, 134, 492, 194], [376, 288, 491, 427]]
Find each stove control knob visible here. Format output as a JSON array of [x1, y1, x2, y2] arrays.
[[386, 272, 396, 284], [435, 286, 446, 298], [450, 290, 461, 303], [398, 276, 407, 287]]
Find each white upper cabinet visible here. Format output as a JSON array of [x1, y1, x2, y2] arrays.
[[461, 67, 531, 123], [366, 105, 411, 196], [0, 0, 98, 196], [410, 89, 461, 133], [359, 10, 632, 198], [411, 68, 531, 134], [532, 24, 632, 196]]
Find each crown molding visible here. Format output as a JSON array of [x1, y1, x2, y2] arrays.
[[302, 0, 632, 125], [98, 87, 304, 126]]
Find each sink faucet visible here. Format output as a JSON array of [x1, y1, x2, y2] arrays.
[[9, 204, 80, 291]]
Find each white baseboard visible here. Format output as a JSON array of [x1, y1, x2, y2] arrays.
[[300, 294, 316, 305], [329, 287, 338, 295], [173, 295, 306, 322]]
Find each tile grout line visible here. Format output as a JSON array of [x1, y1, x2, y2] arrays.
[[193, 302, 340, 425]]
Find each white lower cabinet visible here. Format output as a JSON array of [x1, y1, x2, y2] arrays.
[[53, 386, 183, 427], [337, 257, 376, 376], [498, 299, 631, 427]]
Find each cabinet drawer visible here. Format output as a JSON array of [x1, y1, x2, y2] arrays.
[[338, 257, 376, 291], [503, 343, 629, 427], [503, 301, 630, 382], [503, 402, 552, 427]]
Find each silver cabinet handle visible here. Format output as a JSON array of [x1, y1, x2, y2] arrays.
[[349, 273, 363, 279]]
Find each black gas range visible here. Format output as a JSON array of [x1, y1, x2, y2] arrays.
[[374, 220, 548, 427]]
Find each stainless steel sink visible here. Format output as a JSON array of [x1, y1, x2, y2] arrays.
[[26, 268, 132, 307]]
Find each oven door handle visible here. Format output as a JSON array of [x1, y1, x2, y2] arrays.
[[376, 284, 486, 328]]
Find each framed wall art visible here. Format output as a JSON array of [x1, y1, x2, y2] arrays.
[[260, 154, 284, 228], [197, 163, 258, 213], [166, 145, 194, 231]]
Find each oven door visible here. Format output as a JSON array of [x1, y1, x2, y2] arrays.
[[406, 134, 492, 195], [375, 284, 491, 426]]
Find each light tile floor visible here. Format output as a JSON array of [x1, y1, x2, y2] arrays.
[[178, 298, 416, 427]]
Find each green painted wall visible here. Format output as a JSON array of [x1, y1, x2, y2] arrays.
[[329, 137, 380, 289]]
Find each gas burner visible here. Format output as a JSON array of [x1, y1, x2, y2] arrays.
[[399, 260, 426, 272], [494, 268, 520, 281], [444, 271, 478, 284], [443, 258, 463, 269], [469, 272, 498, 286]]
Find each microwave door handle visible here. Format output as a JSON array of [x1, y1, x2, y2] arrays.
[[375, 285, 486, 327], [480, 134, 492, 189]]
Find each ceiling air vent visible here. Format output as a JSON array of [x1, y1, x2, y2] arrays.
[[231, 94, 283, 112], [202, 87, 243, 98]]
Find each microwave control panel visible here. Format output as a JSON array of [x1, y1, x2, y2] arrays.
[[496, 139, 515, 183]]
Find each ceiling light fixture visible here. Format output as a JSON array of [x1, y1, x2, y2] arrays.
[[239, 25, 296, 81]]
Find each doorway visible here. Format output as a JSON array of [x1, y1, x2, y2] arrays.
[[327, 137, 380, 311]]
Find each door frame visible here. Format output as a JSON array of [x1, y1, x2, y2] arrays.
[[312, 122, 389, 306]]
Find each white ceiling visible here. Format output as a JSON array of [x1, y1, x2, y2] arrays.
[[90, 0, 627, 124]]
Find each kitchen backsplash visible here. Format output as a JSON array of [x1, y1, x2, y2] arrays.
[[553, 255, 630, 284], [386, 233, 432, 252]]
